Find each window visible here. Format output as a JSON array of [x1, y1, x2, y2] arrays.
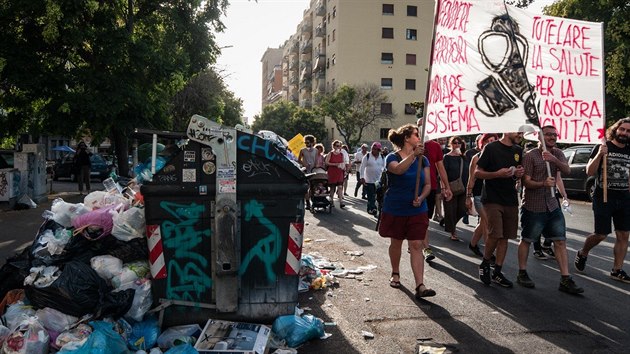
[[573, 151, 591, 164], [407, 5, 417, 16], [381, 78, 393, 89], [406, 29, 417, 40], [380, 103, 392, 115], [332, 29, 336, 42], [405, 79, 416, 90], [382, 27, 394, 39], [333, 6, 336, 18], [381, 52, 393, 64], [404, 104, 416, 115], [327, 34, 330, 46], [382, 4, 394, 15], [380, 128, 390, 139], [406, 54, 416, 65], [327, 13, 330, 23], [331, 54, 336, 65]]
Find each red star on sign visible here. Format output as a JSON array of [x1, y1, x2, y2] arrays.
[[597, 128, 605, 139]]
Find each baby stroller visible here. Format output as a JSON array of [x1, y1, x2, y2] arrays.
[[308, 168, 332, 213]]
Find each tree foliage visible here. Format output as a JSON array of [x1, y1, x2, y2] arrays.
[[252, 100, 326, 141], [171, 69, 243, 132], [317, 84, 394, 148], [544, 0, 630, 121], [506, 0, 535, 8], [0, 0, 230, 175]]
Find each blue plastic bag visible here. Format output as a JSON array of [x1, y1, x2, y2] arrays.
[[58, 321, 130, 354], [272, 314, 324, 348], [127, 316, 160, 350], [164, 343, 198, 354]]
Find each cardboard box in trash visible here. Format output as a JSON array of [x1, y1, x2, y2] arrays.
[[194, 319, 271, 354]]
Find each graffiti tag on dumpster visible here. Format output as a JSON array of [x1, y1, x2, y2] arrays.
[[242, 158, 280, 178], [160, 201, 212, 301], [239, 200, 281, 283], [237, 135, 278, 161]]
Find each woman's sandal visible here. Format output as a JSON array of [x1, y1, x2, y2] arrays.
[[415, 283, 436, 299], [389, 272, 402, 288], [450, 235, 460, 241]]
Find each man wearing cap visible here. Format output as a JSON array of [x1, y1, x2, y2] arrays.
[[354, 144, 369, 198], [360, 142, 385, 216]]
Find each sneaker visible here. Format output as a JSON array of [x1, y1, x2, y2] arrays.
[[610, 269, 630, 283], [479, 261, 491, 285], [468, 243, 484, 257], [516, 271, 535, 288], [423, 248, 436, 262], [574, 250, 587, 272], [432, 215, 443, 222], [489, 254, 497, 267], [542, 246, 556, 259], [492, 272, 513, 288], [533, 250, 548, 260], [559, 277, 584, 294]]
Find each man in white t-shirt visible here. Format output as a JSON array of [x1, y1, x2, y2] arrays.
[[360, 142, 385, 215], [354, 144, 368, 198]]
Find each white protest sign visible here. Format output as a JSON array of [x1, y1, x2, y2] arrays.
[[425, 0, 604, 143]]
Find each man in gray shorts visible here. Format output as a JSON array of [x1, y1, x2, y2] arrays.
[[575, 117, 630, 283], [516, 125, 583, 294]]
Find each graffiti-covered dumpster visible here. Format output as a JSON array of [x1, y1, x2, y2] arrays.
[[139, 116, 308, 326]]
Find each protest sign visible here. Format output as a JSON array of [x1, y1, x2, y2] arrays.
[[425, 0, 604, 143]]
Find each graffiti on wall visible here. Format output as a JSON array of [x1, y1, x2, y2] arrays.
[[239, 199, 281, 282], [160, 201, 212, 301], [241, 158, 280, 178]]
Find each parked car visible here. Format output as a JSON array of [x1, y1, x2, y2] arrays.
[[53, 152, 113, 182], [562, 145, 596, 201]]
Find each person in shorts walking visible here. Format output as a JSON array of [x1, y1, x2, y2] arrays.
[[575, 117, 630, 283], [475, 132, 524, 288], [379, 124, 435, 299], [516, 125, 583, 294]]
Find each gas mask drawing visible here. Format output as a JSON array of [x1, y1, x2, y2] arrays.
[[475, 15, 537, 125]]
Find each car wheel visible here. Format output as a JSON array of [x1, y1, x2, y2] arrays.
[[586, 180, 595, 202]]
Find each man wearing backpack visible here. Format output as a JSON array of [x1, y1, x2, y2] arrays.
[[361, 142, 385, 216]]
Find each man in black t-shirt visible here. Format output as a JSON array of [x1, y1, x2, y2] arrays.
[[475, 132, 524, 288], [575, 117, 630, 283]]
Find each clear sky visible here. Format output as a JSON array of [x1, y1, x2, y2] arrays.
[[215, 0, 310, 124], [215, 0, 556, 124]]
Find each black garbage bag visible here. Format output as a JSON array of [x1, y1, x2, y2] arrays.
[[96, 288, 136, 319], [24, 260, 124, 317], [30, 219, 113, 267], [0, 247, 31, 300], [107, 237, 149, 263]]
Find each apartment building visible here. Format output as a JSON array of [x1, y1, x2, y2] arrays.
[[265, 0, 436, 145], [261, 47, 284, 108]]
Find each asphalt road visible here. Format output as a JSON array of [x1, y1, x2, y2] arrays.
[[1, 179, 628, 353], [296, 179, 629, 354]]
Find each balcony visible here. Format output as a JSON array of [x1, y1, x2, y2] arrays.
[[300, 40, 312, 54], [289, 41, 299, 53], [289, 60, 298, 70], [301, 22, 312, 34], [289, 76, 298, 85], [300, 67, 312, 81], [299, 78, 312, 90], [315, 2, 326, 17], [315, 23, 326, 37], [312, 54, 325, 72]]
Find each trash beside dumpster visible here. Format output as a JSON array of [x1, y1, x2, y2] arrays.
[[140, 115, 308, 326]]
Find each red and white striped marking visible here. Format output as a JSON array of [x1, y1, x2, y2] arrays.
[[147, 224, 167, 279], [285, 223, 304, 275]]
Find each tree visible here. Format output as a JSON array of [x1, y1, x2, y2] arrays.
[[171, 69, 243, 132], [506, 0, 535, 8], [252, 101, 326, 141], [317, 84, 394, 148], [544, 0, 630, 121], [0, 0, 229, 176]]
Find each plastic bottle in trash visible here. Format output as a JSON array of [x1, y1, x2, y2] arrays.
[[561, 198, 573, 215]]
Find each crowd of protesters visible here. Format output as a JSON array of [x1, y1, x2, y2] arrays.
[[297, 117, 630, 299]]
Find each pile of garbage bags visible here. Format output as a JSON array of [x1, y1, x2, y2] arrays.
[[0, 178, 207, 353]]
